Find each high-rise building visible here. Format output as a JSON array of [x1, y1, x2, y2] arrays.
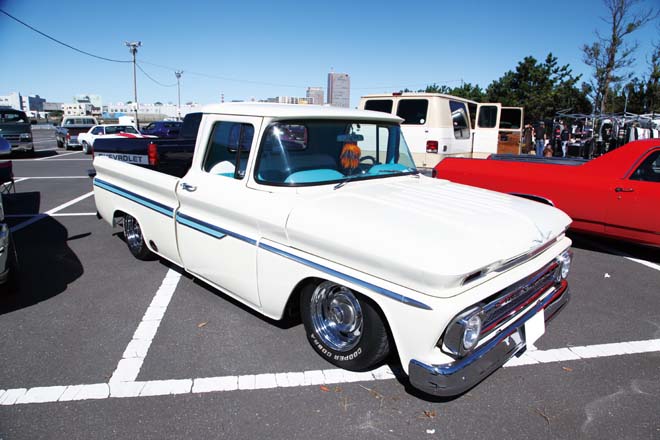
[[327, 72, 350, 108], [306, 87, 324, 105]]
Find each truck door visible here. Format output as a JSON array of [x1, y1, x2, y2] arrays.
[[175, 115, 263, 307], [605, 149, 660, 244], [472, 103, 501, 155], [498, 107, 524, 154]]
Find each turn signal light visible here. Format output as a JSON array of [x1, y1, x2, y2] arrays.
[[426, 140, 439, 153]]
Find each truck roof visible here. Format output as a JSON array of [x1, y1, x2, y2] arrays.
[[201, 102, 403, 122], [360, 92, 479, 104]]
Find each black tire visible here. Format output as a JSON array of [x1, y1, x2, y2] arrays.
[[82, 142, 90, 155], [301, 280, 390, 371], [123, 214, 153, 260], [64, 141, 71, 151], [56, 139, 63, 149]]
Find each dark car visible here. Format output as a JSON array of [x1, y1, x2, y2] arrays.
[[140, 121, 182, 138], [0, 108, 34, 155]]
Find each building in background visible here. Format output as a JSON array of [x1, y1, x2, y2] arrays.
[[43, 102, 63, 112], [0, 92, 23, 110], [74, 94, 102, 108], [22, 95, 46, 112], [101, 102, 203, 120], [306, 87, 324, 105], [62, 103, 93, 116], [327, 72, 350, 108]]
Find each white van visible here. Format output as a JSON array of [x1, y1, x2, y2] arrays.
[[359, 93, 524, 168]]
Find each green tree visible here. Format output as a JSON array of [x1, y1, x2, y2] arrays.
[[582, 0, 657, 113], [450, 83, 485, 102], [486, 53, 589, 122]]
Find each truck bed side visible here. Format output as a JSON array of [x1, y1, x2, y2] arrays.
[[93, 137, 195, 177]]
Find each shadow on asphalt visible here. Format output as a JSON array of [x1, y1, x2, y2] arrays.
[[0, 204, 83, 314], [2, 191, 41, 216], [567, 231, 659, 263]]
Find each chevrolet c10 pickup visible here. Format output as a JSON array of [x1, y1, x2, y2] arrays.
[[92, 103, 573, 396]]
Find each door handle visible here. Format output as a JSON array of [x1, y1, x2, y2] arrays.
[[614, 187, 634, 193], [180, 182, 197, 192]]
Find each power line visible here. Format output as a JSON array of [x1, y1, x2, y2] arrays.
[[0, 8, 131, 63], [137, 63, 177, 87]]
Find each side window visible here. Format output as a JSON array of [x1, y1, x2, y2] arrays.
[[203, 121, 254, 179], [364, 100, 393, 114], [477, 106, 498, 128], [396, 99, 428, 125], [630, 150, 660, 183], [500, 108, 522, 129], [449, 100, 470, 139], [91, 127, 103, 135]]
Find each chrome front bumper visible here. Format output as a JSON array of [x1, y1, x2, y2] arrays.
[[408, 281, 570, 397]]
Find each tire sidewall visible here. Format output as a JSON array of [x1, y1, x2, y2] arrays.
[[301, 282, 389, 371], [123, 214, 152, 260]]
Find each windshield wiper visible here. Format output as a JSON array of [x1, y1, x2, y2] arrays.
[[333, 174, 360, 190]]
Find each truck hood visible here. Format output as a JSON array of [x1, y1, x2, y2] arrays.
[[285, 176, 571, 297]]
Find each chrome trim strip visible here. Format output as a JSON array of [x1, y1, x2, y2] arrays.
[[258, 242, 432, 311], [175, 212, 227, 239], [93, 178, 174, 218]]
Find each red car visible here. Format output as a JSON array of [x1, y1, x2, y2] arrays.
[[433, 139, 660, 247]]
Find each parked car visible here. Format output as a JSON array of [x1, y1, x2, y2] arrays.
[[93, 103, 573, 396], [433, 139, 660, 247], [78, 124, 145, 154], [0, 108, 34, 156], [140, 120, 182, 138], [55, 116, 98, 150]]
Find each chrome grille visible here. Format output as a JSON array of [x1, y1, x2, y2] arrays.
[[0, 134, 20, 142], [480, 262, 559, 335]]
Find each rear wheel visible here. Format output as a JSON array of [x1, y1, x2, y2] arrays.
[[82, 141, 90, 154], [56, 139, 63, 149], [123, 214, 153, 260], [301, 280, 390, 371]]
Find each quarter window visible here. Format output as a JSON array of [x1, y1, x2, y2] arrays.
[[449, 101, 470, 139], [396, 99, 428, 125], [203, 121, 254, 179], [364, 100, 393, 114]]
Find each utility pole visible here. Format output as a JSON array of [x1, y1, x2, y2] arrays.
[[125, 41, 141, 128], [175, 70, 183, 120]]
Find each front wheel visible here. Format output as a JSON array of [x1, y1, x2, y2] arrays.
[[301, 280, 390, 371], [123, 214, 153, 260]]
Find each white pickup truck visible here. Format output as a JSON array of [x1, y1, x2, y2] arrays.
[[93, 103, 573, 396]]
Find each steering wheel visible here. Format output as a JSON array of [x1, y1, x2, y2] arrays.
[[359, 155, 377, 164]]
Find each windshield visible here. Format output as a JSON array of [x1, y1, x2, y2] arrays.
[[0, 110, 28, 123], [255, 120, 416, 186]]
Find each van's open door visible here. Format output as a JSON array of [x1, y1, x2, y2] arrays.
[[472, 103, 501, 155], [497, 107, 524, 154]]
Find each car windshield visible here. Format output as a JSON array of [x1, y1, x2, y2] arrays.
[[0, 110, 28, 123], [255, 120, 416, 186], [106, 125, 138, 135]]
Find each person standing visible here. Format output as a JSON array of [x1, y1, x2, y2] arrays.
[[535, 121, 546, 156]]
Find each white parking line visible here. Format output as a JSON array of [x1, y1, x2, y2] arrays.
[[1, 338, 659, 406], [10, 191, 94, 233], [14, 176, 90, 179], [35, 151, 80, 160], [109, 269, 182, 383]]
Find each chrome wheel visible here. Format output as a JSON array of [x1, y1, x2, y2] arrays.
[[310, 281, 363, 352], [124, 215, 142, 250]]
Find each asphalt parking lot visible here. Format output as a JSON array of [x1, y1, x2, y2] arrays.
[[0, 128, 659, 439]]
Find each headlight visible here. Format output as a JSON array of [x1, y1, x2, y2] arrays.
[[441, 306, 483, 358], [20, 133, 32, 141], [462, 314, 482, 351], [556, 250, 572, 281]]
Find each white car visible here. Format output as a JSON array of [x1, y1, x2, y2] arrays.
[[78, 124, 145, 154], [93, 103, 572, 396]]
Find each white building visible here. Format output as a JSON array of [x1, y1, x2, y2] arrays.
[[74, 94, 103, 108], [306, 87, 324, 105], [102, 102, 203, 119], [0, 92, 23, 110], [62, 103, 93, 116], [327, 72, 350, 108]]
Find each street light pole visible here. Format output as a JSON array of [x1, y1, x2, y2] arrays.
[[175, 70, 183, 120], [125, 41, 141, 128]]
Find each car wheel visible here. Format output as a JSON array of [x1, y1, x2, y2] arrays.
[[56, 139, 63, 148], [123, 214, 153, 260], [301, 280, 390, 371], [64, 141, 71, 151], [82, 142, 90, 154]]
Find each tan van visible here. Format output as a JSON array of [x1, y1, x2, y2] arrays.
[[359, 93, 523, 168]]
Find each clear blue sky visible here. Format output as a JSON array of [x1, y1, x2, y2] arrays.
[[1, 0, 658, 108]]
